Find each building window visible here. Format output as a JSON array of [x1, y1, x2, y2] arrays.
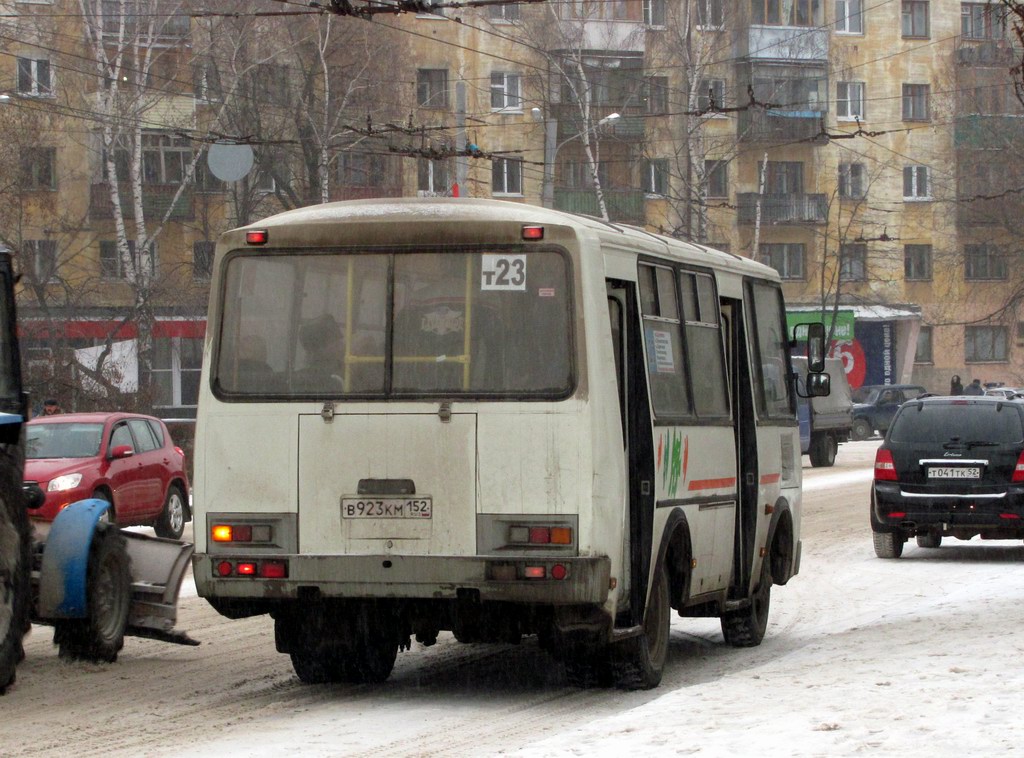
[[965, 243, 1007, 280], [965, 325, 1008, 362], [153, 336, 203, 410], [836, 81, 865, 120], [644, 0, 666, 26], [836, 0, 864, 33], [20, 147, 56, 190], [142, 134, 191, 185], [645, 76, 669, 114], [904, 244, 932, 280], [643, 159, 668, 196], [337, 152, 389, 188], [762, 161, 804, 194], [417, 158, 450, 195], [490, 72, 522, 111], [752, 0, 822, 25], [99, 240, 156, 280], [901, 0, 929, 37], [840, 243, 867, 281], [758, 243, 805, 280], [492, 157, 523, 195], [903, 165, 930, 200], [17, 57, 53, 96], [561, 159, 609, 190], [696, 0, 723, 27], [962, 2, 1002, 40], [193, 240, 214, 280], [416, 69, 449, 108], [25, 240, 58, 283], [486, 2, 520, 21], [705, 160, 728, 198], [838, 162, 866, 199], [902, 83, 930, 121], [915, 325, 933, 363], [192, 61, 222, 102], [697, 78, 725, 113]]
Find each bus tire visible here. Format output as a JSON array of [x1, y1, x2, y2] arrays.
[[290, 648, 346, 684], [610, 566, 670, 690], [54, 524, 131, 662], [0, 453, 31, 694], [342, 603, 399, 684], [721, 557, 771, 648]]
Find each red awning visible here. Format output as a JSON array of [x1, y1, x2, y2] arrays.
[[19, 319, 205, 340]]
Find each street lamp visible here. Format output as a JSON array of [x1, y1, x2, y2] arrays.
[[536, 109, 620, 211]]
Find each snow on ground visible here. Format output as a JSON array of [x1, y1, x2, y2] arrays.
[[171, 444, 1024, 757]]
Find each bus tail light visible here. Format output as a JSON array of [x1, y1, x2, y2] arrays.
[[211, 523, 273, 543], [522, 225, 544, 240], [246, 230, 268, 245], [215, 559, 289, 578], [524, 566, 545, 579], [507, 523, 573, 547]]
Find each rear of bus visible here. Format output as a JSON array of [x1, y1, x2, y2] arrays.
[[192, 200, 625, 675]]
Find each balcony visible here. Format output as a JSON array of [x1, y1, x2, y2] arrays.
[[742, 25, 829, 62], [554, 106, 645, 142], [738, 109, 826, 143], [737, 193, 827, 225], [955, 114, 1024, 150], [554, 188, 645, 225], [90, 183, 194, 221], [956, 37, 1019, 67]]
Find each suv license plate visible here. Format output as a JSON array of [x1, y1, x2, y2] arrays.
[[341, 497, 433, 519], [927, 467, 981, 479]]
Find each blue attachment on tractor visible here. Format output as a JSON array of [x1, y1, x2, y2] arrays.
[[36, 498, 112, 619]]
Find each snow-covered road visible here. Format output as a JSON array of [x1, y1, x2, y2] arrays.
[[5, 440, 1023, 757]]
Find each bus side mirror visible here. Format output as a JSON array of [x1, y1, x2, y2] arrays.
[[804, 322, 826, 373], [806, 372, 830, 397]]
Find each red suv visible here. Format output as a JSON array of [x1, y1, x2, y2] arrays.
[[25, 412, 191, 539]]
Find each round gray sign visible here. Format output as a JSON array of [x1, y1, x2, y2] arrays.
[[207, 142, 254, 182]]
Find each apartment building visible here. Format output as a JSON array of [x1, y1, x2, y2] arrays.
[[3, 0, 1022, 410]]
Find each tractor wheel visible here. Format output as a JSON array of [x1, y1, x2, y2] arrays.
[[54, 524, 131, 662]]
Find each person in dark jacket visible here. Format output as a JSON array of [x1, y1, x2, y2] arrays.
[[950, 375, 964, 395], [964, 378, 984, 395]]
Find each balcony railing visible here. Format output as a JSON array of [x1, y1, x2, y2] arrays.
[[955, 37, 1019, 66], [737, 193, 827, 225], [554, 188, 645, 225], [744, 25, 829, 62], [554, 106, 645, 142], [955, 114, 1024, 149], [957, 196, 1024, 226], [737, 109, 826, 143], [90, 183, 194, 221]]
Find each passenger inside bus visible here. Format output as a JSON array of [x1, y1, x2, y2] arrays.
[[292, 313, 346, 392], [233, 333, 275, 392]]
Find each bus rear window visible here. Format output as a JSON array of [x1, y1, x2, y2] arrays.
[[214, 250, 573, 399]]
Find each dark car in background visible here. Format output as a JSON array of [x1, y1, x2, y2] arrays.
[[850, 383, 928, 440], [871, 396, 1024, 558], [25, 412, 191, 539]]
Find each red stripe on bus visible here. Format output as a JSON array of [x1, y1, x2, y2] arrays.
[[688, 477, 737, 491], [760, 473, 781, 484]]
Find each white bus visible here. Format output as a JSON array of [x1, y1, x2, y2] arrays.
[[192, 198, 827, 689]]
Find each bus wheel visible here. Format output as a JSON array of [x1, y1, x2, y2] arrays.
[[340, 602, 399, 684], [611, 567, 670, 690], [54, 525, 131, 662], [721, 558, 771, 648], [290, 647, 346, 684]]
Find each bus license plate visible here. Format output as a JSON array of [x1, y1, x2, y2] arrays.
[[927, 467, 980, 479], [341, 497, 433, 519]]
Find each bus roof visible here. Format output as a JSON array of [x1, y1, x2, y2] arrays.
[[230, 197, 779, 282]]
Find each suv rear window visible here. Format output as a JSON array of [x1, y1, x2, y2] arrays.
[[889, 402, 1024, 444]]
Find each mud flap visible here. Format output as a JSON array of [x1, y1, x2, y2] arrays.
[[121, 531, 198, 646]]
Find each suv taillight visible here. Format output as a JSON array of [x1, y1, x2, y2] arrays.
[[874, 448, 898, 481], [1012, 451, 1024, 483]]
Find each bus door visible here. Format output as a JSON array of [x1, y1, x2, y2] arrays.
[[606, 280, 655, 627], [720, 298, 759, 596]]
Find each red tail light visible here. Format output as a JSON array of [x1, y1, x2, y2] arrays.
[[1012, 451, 1024, 482], [874, 448, 898, 481]]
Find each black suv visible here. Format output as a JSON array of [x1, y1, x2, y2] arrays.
[[871, 396, 1024, 558]]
